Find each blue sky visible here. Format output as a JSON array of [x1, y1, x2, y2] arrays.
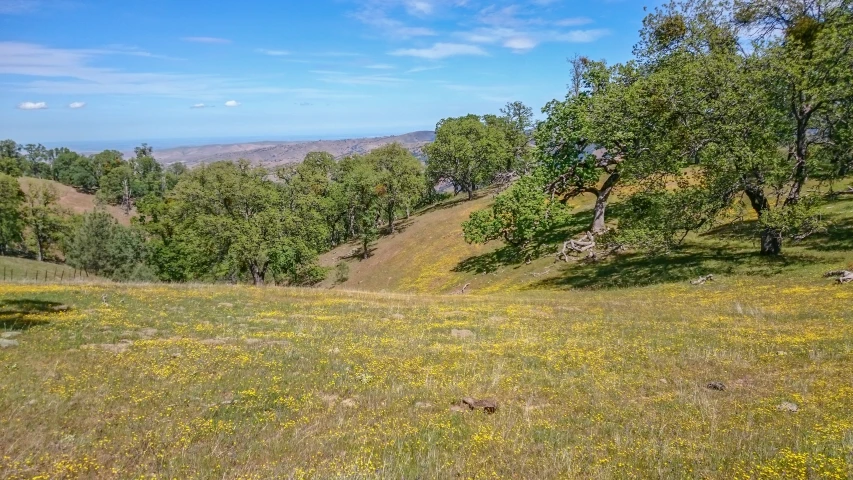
[[1, 0, 661, 145]]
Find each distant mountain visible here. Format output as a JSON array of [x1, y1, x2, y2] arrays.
[[149, 131, 435, 166]]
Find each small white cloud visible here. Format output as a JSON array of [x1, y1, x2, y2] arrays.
[[390, 43, 487, 60], [182, 36, 231, 44], [504, 36, 537, 52], [224, 100, 240, 107], [17, 101, 47, 110], [555, 29, 610, 43], [68, 101, 86, 109], [191, 103, 207, 109], [365, 64, 395, 70], [257, 48, 290, 56]]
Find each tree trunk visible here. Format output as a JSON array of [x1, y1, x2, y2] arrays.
[[745, 185, 782, 255], [249, 264, 264, 286], [35, 234, 43, 262], [387, 205, 395, 234], [760, 228, 782, 255], [591, 172, 620, 234], [362, 237, 370, 259]]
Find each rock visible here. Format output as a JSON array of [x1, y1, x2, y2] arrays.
[[341, 398, 357, 408], [51, 304, 70, 312], [244, 338, 264, 345], [706, 382, 726, 391], [449, 405, 468, 413], [0, 339, 19, 348], [415, 401, 433, 409], [391, 313, 405, 320], [461, 397, 498, 414], [777, 401, 799, 413], [217, 302, 234, 308], [1, 331, 21, 339], [199, 338, 231, 346], [659, 378, 668, 384], [450, 329, 477, 340]]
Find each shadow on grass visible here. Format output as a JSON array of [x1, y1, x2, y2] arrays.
[[0, 299, 69, 330], [453, 210, 595, 275], [532, 247, 821, 290]]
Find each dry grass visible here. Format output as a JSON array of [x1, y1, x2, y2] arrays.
[[1, 279, 851, 478], [18, 177, 133, 226]]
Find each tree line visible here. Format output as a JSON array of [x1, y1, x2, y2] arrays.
[[457, 0, 853, 257], [2, 0, 851, 286]]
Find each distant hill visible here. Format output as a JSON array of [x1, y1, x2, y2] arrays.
[[150, 131, 435, 166], [17, 177, 133, 226]]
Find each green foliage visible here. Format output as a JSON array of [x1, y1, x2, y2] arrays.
[[65, 210, 153, 281], [424, 114, 514, 199], [20, 182, 68, 262], [161, 160, 326, 285], [368, 143, 424, 232], [607, 187, 724, 252], [463, 172, 570, 249], [0, 173, 25, 254], [334, 261, 350, 284]]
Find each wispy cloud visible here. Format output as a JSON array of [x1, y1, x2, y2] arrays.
[[257, 48, 290, 56], [0, 0, 39, 14], [224, 100, 240, 107], [17, 101, 47, 110], [191, 103, 207, 108], [313, 70, 407, 86], [405, 65, 444, 74], [68, 101, 85, 109], [555, 17, 594, 27], [365, 64, 395, 69], [353, 4, 436, 39], [390, 43, 486, 59], [182, 37, 232, 44]]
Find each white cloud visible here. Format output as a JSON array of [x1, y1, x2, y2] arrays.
[[390, 43, 487, 60], [365, 64, 395, 69], [554, 29, 610, 43], [555, 17, 594, 27], [191, 103, 207, 108], [353, 6, 436, 39], [257, 49, 290, 56], [503, 36, 537, 52], [182, 37, 231, 44], [68, 101, 85, 109], [17, 101, 47, 110], [224, 100, 240, 107]]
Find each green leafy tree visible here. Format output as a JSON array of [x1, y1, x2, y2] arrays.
[[0, 140, 24, 177], [21, 182, 67, 262], [166, 160, 325, 285], [368, 143, 424, 233], [0, 173, 25, 255], [463, 172, 571, 250], [636, 0, 853, 254], [424, 114, 512, 200]]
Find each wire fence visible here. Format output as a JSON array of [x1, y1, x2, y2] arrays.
[[1, 266, 92, 283]]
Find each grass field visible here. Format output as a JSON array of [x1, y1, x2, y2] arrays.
[[2, 278, 852, 479]]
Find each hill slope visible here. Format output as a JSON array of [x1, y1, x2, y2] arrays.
[[151, 131, 435, 166], [320, 186, 853, 294], [17, 177, 132, 226]]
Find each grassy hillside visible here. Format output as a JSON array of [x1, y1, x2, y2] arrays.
[[0, 256, 94, 282], [321, 184, 853, 294], [18, 177, 132, 225], [1, 280, 851, 478]]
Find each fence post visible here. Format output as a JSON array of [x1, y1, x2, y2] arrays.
[[60, 271, 65, 282]]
